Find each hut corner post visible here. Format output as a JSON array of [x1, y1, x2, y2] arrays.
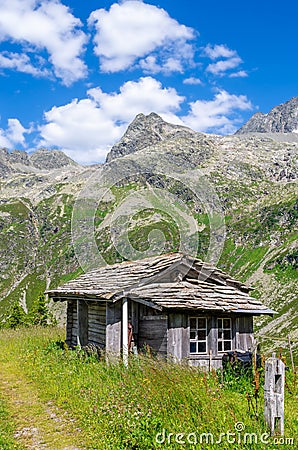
[[264, 353, 285, 436], [122, 298, 129, 367]]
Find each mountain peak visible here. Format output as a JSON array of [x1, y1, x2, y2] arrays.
[[236, 96, 298, 134], [106, 112, 194, 162], [29, 149, 78, 170]]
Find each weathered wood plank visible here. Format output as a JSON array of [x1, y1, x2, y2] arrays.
[[238, 316, 253, 351], [88, 331, 105, 347], [138, 310, 167, 354], [168, 313, 188, 360], [208, 316, 217, 356], [106, 302, 121, 356]]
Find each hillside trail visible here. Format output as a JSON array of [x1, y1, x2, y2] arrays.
[[0, 357, 86, 449]]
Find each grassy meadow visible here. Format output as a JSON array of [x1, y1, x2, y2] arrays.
[[0, 326, 297, 449]]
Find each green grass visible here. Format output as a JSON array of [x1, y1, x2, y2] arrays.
[[0, 396, 23, 449], [0, 327, 297, 449]]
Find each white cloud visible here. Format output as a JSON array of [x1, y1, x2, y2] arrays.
[[39, 77, 184, 164], [206, 57, 242, 76], [0, 131, 10, 148], [182, 89, 252, 134], [7, 119, 30, 145], [139, 56, 161, 73], [0, 51, 50, 77], [229, 70, 248, 78], [0, 118, 30, 148], [183, 77, 202, 85], [139, 55, 183, 74], [0, 0, 87, 85], [88, 0, 195, 73], [202, 44, 245, 77], [203, 44, 237, 60]]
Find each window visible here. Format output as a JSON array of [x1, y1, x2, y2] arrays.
[[189, 317, 207, 354], [217, 318, 232, 352]]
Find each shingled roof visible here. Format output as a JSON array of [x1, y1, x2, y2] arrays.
[[47, 253, 275, 315]]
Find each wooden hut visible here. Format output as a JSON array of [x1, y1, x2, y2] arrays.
[[47, 253, 275, 369]]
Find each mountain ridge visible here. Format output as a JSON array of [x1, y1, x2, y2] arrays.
[[0, 148, 78, 178], [236, 96, 298, 134]]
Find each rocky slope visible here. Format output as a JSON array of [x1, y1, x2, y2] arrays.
[[0, 111, 297, 357], [236, 96, 298, 134]]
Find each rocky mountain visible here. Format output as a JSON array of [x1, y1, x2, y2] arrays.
[[236, 96, 298, 134], [0, 148, 78, 178], [0, 110, 297, 357], [106, 112, 196, 162]]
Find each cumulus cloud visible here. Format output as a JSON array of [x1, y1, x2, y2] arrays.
[[0, 0, 87, 85], [39, 77, 184, 164], [202, 43, 244, 77], [229, 70, 248, 78], [206, 57, 242, 75], [202, 44, 237, 60], [139, 55, 184, 74], [88, 0, 195, 73], [182, 89, 252, 134], [183, 77, 202, 85], [0, 118, 30, 148], [0, 131, 10, 148], [0, 51, 50, 77]]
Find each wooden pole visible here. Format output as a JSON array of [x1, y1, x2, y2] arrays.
[[122, 298, 128, 367], [264, 355, 285, 436]]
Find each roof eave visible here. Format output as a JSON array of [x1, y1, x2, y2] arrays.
[[231, 308, 277, 315]]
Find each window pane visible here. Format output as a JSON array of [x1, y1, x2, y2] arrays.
[[224, 330, 231, 340], [224, 341, 231, 351], [190, 342, 196, 353], [190, 331, 196, 340], [223, 319, 230, 329], [218, 319, 222, 328], [197, 342, 206, 353], [190, 318, 196, 329], [197, 318, 206, 329], [197, 330, 206, 340], [218, 341, 222, 352]]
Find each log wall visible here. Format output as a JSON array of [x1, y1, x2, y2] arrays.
[[138, 304, 167, 355], [88, 301, 106, 348]]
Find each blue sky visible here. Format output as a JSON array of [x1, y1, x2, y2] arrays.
[[0, 0, 297, 164]]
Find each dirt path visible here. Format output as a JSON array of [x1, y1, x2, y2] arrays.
[[0, 359, 86, 450]]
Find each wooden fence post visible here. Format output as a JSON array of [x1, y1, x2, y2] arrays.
[[264, 353, 285, 436]]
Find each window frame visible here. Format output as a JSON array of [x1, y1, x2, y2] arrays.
[[189, 316, 208, 355], [217, 317, 232, 353]]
